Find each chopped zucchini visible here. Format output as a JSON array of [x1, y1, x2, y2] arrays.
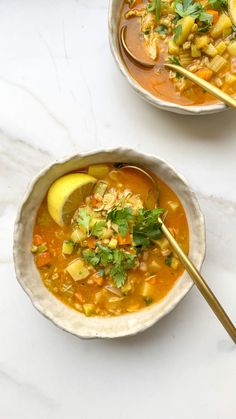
[[175, 16, 195, 46], [211, 14, 232, 39], [227, 40, 236, 56], [191, 44, 201, 58], [88, 164, 110, 179], [66, 258, 90, 281], [83, 303, 96, 316], [71, 228, 86, 243], [62, 240, 74, 255], [208, 54, 227, 72], [204, 43, 218, 57], [168, 38, 180, 55], [195, 35, 209, 49], [93, 181, 108, 197]]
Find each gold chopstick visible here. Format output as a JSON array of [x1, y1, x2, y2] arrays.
[[165, 63, 236, 109], [158, 218, 236, 344]]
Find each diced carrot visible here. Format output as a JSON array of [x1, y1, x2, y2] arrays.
[[35, 251, 52, 267], [196, 68, 213, 81], [91, 196, 98, 207], [117, 232, 132, 245], [33, 234, 43, 246], [206, 9, 219, 24], [147, 276, 157, 285], [87, 236, 96, 249], [75, 291, 84, 303]]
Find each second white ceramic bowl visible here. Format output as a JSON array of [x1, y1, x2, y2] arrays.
[[108, 0, 226, 115], [13, 148, 206, 338]]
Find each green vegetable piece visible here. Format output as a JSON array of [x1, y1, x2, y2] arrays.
[[77, 208, 91, 235], [133, 208, 164, 248], [62, 240, 74, 255], [91, 221, 107, 238], [165, 253, 173, 266], [37, 243, 48, 253], [145, 296, 153, 305], [107, 207, 134, 238], [147, 0, 162, 21]]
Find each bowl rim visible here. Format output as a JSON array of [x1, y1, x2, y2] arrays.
[[108, 0, 227, 115], [13, 147, 206, 339]]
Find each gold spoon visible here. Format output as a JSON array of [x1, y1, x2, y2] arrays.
[[120, 164, 236, 344], [120, 25, 236, 109]]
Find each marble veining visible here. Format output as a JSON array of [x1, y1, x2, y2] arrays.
[[0, 0, 235, 418]]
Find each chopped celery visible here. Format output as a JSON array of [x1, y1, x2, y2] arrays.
[[37, 243, 48, 253], [62, 240, 74, 255], [175, 16, 195, 46], [204, 43, 218, 57], [88, 164, 110, 179], [71, 228, 86, 243], [215, 41, 226, 55], [208, 55, 227, 72], [93, 181, 108, 197]]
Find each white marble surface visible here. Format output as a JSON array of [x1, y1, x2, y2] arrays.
[[0, 1, 235, 418]]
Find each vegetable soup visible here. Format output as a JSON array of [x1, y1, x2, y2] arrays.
[[32, 164, 189, 317], [119, 0, 236, 106]]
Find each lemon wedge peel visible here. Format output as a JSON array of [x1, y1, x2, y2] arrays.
[[47, 173, 97, 226]]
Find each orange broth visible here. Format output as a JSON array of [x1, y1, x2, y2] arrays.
[[32, 164, 189, 317]]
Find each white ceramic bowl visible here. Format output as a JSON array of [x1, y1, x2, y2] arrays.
[[13, 148, 206, 338], [108, 0, 226, 115]]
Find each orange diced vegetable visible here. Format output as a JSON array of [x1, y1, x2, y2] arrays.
[[195, 68, 213, 80], [33, 234, 43, 246], [91, 196, 98, 207], [117, 232, 132, 245], [35, 251, 52, 267], [206, 9, 219, 24], [147, 276, 157, 285], [91, 273, 104, 286], [75, 291, 84, 303], [87, 236, 96, 249]]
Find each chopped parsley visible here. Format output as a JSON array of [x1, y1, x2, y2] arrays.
[[173, 24, 182, 43], [107, 207, 134, 237], [82, 245, 137, 288], [133, 208, 164, 248], [155, 25, 168, 35], [206, 0, 227, 10], [165, 253, 173, 267], [174, 0, 213, 28], [91, 221, 106, 238], [169, 56, 181, 66]]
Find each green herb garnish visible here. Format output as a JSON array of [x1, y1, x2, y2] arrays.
[[155, 25, 168, 35], [91, 221, 106, 238], [145, 296, 153, 305], [169, 56, 181, 66], [107, 207, 134, 237], [77, 208, 91, 235], [133, 208, 164, 248], [174, 0, 213, 28], [206, 0, 227, 10], [165, 253, 173, 267], [173, 24, 182, 43]]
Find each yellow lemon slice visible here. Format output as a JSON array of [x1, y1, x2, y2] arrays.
[[47, 173, 97, 226], [229, 0, 236, 25]]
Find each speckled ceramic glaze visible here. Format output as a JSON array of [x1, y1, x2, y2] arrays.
[[13, 148, 206, 338], [108, 0, 227, 115]]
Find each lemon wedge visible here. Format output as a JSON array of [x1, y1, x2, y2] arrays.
[[229, 0, 236, 25], [47, 173, 97, 226]]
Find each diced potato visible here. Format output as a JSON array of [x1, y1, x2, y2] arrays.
[[168, 201, 179, 211], [108, 238, 118, 249], [191, 44, 201, 58], [88, 164, 109, 179], [204, 43, 218, 57], [155, 237, 169, 250], [170, 257, 180, 270], [148, 260, 161, 274], [227, 41, 236, 56], [168, 38, 180, 55], [66, 258, 90, 281], [71, 228, 86, 243], [140, 282, 154, 298], [216, 41, 226, 55], [83, 304, 96, 316], [208, 54, 227, 72], [195, 35, 209, 49], [211, 14, 232, 39], [62, 240, 74, 255], [175, 16, 195, 46]]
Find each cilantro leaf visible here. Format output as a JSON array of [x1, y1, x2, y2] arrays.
[[96, 244, 113, 266], [169, 56, 181, 66], [91, 221, 106, 238], [77, 208, 91, 235], [173, 24, 182, 43], [206, 0, 227, 10], [82, 249, 100, 266], [110, 250, 136, 288], [133, 208, 164, 248], [107, 207, 134, 237], [147, 0, 162, 21]]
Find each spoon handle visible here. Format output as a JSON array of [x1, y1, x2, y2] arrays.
[[159, 218, 236, 344], [165, 63, 236, 109]]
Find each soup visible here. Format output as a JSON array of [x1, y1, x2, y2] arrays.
[[32, 164, 189, 317], [119, 0, 236, 106]]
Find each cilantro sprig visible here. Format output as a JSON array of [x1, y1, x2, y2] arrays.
[[174, 0, 213, 29], [107, 207, 134, 237], [91, 221, 106, 238], [133, 208, 164, 248], [147, 0, 162, 21], [82, 245, 137, 288], [77, 208, 91, 235]]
